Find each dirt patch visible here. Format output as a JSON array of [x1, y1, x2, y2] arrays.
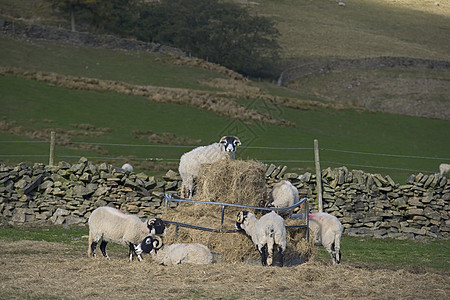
[[0, 240, 448, 299]]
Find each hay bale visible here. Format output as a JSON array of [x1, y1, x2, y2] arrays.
[[160, 159, 314, 264], [195, 159, 268, 206]]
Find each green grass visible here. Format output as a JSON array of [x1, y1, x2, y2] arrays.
[[0, 36, 228, 91], [0, 226, 88, 244], [1, 73, 449, 182], [314, 235, 450, 272]]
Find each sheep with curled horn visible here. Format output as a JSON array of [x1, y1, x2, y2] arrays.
[[88, 206, 165, 262], [178, 136, 241, 199], [138, 236, 213, 266]]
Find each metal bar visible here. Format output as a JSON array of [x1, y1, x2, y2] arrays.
[[305, 201, 309, 242], [221, 205, 225, 231], [163, 220, 307, 233], [163, 220, 239, 233], [164, 193, 307, 212]]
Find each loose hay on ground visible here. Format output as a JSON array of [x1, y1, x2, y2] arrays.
[[161, 159, 314, 264]]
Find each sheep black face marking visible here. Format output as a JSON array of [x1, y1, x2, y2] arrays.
[[139, 236, 155, 254], [148, 218, 165, 235], [220, 136, 241, 153]]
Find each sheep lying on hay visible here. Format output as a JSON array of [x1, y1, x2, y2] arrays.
[[162, 159, 314, 265]]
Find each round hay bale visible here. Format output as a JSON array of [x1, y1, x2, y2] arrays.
[[195, 159, 268, 207]]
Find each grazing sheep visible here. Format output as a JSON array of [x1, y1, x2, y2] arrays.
[[121, 163, 133, 173], [308, 212, 343, 264], [268, 180, 299, 217], [178, 136, 241, 198], [439, 163, 450, 176], [235, 211, 286, 267], [87, 206, 165, 262], [140, 236, 213, 265]]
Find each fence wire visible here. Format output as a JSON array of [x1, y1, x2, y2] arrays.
[[1, 140, 448, 174]]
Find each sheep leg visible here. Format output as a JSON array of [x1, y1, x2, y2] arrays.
[[278, 246, 284, 267], [128, 243, 142, 262], [100, 241, 110, 260], [326, 243, 336, 265], [258, 245, 268, 266], [90, 241, 98, 257]]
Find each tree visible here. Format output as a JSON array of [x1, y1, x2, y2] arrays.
[[46, 0, 98, 32], [135, 0, 281, 77]]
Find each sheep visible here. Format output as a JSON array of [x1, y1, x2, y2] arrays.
[[178, 136, 241, 199], [439, 163, 450, 176], [235, 210, 286, 267], [87, 206, 165, 262], [268, 180, 299, 217], [121, 163, 133, 173], [308, 212, 343, 265], [138, 236, 213, 265]]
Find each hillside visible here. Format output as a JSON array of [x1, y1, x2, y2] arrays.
[[0, 0, 449, 182]]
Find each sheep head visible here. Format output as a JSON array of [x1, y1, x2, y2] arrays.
[[147, 218, 165, 235], [219, 136, 241, 153], [235, 210, 250, 230], [135, 235, 163, 256]]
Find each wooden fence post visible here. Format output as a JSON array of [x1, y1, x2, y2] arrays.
[[314, 139, 323, 212], [49, 131, 55, 166]]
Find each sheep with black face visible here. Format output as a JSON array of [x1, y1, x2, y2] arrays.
[[88, 206, 165, 262], [137, 236, 213, 266], [178, 136, 241, 199], [235, 211, 286, 267]]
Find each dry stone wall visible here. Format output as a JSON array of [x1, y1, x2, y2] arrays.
[[1, 159, 449, 240]]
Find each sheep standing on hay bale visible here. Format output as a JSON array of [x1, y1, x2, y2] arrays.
[[268, 180, 299, 217], [178, 136, 241, 199]]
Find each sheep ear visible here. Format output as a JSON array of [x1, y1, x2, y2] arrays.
[[219, 136, 227, 144]]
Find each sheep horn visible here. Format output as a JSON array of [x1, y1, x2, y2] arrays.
[[233, 136, 241, 146], [153, 235, 163, 250], [236, 211, 244, 223], [219, 136, 227, 143]]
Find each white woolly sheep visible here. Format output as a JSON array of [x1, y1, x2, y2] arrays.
[[235, 211, 287, 266], [121, 163, 133, 173], [268, 180, 299, 217], [308, 212, 343, 265], [137, 236, 213, 265], [87, 206, 165, 262], [439, 163, 450, 176], [178, 136, 241, 198]]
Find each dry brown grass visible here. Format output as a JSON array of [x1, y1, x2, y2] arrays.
[[0, 240, 448, 299]]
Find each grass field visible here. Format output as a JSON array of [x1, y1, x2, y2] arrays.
[[1, 70, 449, 182]]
